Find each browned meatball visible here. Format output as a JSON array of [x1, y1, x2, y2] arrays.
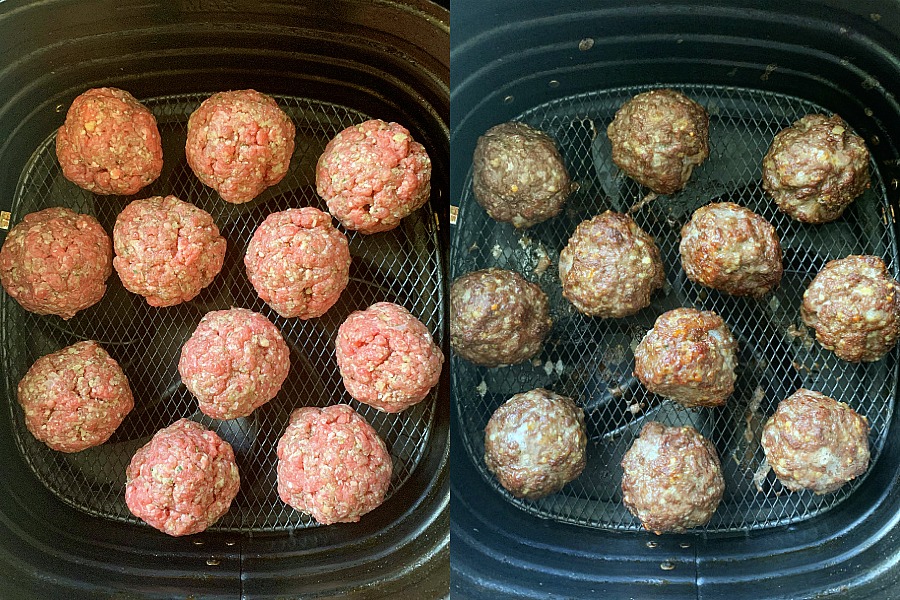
[[450, 268, 551, 367], [634, 308, 737, 408], [559, 211, 664, 318], [607, 89, 710, 195], [680, 202, 783, 297], [621, 422, 724, 534], [472, 122, 574, 228], [801, 255, 900, 362], [762, 389, 869, 494], [484, 388, 586, 500], [762, 114, 870, 224]]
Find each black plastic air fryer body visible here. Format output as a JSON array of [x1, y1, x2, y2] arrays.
[[0, 1, 448, 598], [451, 1, 900, 599]]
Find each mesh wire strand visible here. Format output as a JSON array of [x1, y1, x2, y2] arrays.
[[0, 94, 443, 532], [451, 84, 898, 533]]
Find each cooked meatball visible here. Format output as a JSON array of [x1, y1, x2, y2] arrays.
[[316, 119, 431, 234], [17, 341, 133, 453], [0, 207, 112, 319], [113, 195, 226, 307], [179, 308, 291, 420], [607, 89, 710, 195], [801, 255, 900, 362], [56, 87, 163, 196], [680, 202, 783, 297], [125, 418, 240, 536], [621, 421, 724, 534], [471, 122, 574, 228], [762, 114, 870, 224], [244, 207, 350, 319], [762, 388, 870, 494], [450, 268, 551, 367], [186, 89, 295, 204], [483, 388, 586, 500], [559, 211, 664, 318], [277, 404, 392, 525], [336, 302, 443, 413], [634, 308, 737, 408]]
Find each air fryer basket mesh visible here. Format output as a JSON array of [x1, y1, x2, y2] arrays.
[[0, 93, 443, 532], [452, 85, 897, 532]]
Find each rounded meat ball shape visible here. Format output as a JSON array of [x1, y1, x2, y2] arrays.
[[680, 202, 783, 297], [762, 389, 869, 494], [277, 405, 393, 525], [634, 308, 738, 408], [125, 419, 240, 536], [801, 255, 900, 362], [559, 211, 665, 318], [0, 207, 112, 319], [471, 122, 574, 228], [762, 114, 870, 224], [450, 268, 551, 367], [621, 422, 725, 534], [606, 88, 710, 195], [484, 389, 587, 500]]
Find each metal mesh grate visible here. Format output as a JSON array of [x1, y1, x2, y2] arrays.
[[451, 85, 898, 533], [0, 94, 443, 532]]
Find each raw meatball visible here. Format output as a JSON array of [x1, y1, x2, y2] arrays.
[[277, 404, 392, 525], [244, 207, 350, 319], [762, 388, 870, 494], [56, 87, 163, 196], [17, 341, 133, 453], [179, 308, 291, 420], [634, 308, 737, 408], [483, 388, 586, 500], [450, 268, 551, 367], [607, 89, 710, 195], [113, 195, 226, 307], [125, 418, 240, 536], [186, 89, 295, 204], [471, 122, 574, 228], [316, 119, 431, 234], [621, 422, 724, 534], [0, 207, 112, 319], [680, 202, 783, 297], [336, 302, 443, 413], [763, 114, 870, 224], [559, 211, 664, 318], [801, 255, 900, 362]]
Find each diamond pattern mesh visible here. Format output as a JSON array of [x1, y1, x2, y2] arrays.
[[0, 94, 443, 532], [451, 85, 898, 532]]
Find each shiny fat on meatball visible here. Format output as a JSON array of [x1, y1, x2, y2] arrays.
[[634, 308, 737, 408], [763, 114, 870, 224], [762, 388, 869, 494], [450, 268, 551, 367], [680, 202, 783, 297], [621, 422, 724, 534], [801, 255, 900, 362], [559, 211, 665, 318], [607, 89, 710, 195], [484, 388, 587, 500], [472, 122, 574, 228]]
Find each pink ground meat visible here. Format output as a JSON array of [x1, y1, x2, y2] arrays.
[[125, 418, 240, 536], [244, 207, 351, 319], [185, 89, 295, 204], [17, 340, 133, 453], [277, 404, 392, 525], [56, 87, 163, 195], [0, 207, 112, 319], [336, 302, 443, 413], [179, 308, 291, 420], [316, 119, 431, 234]]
